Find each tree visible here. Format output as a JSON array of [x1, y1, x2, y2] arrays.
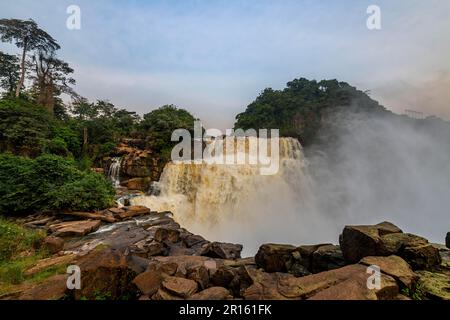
[[0, 19, 59, 97], [29, 51, 75, 114], [0, 51, 20, 96], [140, 105, 197, 160]]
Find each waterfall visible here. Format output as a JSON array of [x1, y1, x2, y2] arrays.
[[108, 157, 122, 188], [132, 137, 336, 255]]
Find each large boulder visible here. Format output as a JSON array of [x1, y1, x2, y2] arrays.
[[311, 245, 346, 273], [255, 244, 298, 273], [132, 270, 163, 296], [49, 219, 101, 237], [73, 248, 138, 300], [116, 206, 150, 220], [402, 244, 441, 270], [339, 224, 385, 263], [201, 242, 242, 259], [359, 255, 418, 289]]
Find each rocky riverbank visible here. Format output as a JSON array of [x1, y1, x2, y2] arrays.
[[2, 207, 449, 300]]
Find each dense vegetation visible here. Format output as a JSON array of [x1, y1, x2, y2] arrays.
[[234, 78, 387, 145]]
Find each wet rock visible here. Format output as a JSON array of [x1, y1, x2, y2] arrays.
[[311, 244, 346, 273], [162, 276, 198, 298], [201, 242, 242, 259], [186, 265, 210, 290], [183, 234, 208, 248], [49, 219, 101, 238], [360, 255, 418, 289], [189, 287, 232, 300], [132, 270, 163, 296], [42, 236, 64, 254], [254, 244, 298, 273]]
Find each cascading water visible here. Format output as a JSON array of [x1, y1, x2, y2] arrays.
[[132, 137, 337, 255], [108, 157, 122, 188]]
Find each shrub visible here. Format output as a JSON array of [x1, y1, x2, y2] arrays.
[[0, 153, 115, 215]]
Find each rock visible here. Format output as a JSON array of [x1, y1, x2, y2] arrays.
[[24, 254, 75, 276], [132, 270, 163, 296], [49, 220, 101, 238], [360, 255, 418, 288], [297, 244, 329, 270], [162, 276, 198, 298], [145, 241, 167, 257], [375, 221, 403, 235], [201, 242, 242, 259], [183, 234, 208, 248], [339, 225, 383, 263], [402, 244, 441, 270], [311, 245, 346, 273], [254, 244, 298, 273], [152, 288, 183, 300], [446, 232, 450, 249], [416, 271, 450, 300], [121, 177, 152, 191], [18, 274, 68, 300], [189, 287, 232, 300], [242, 268, 288, 300], [116, 206, 150, 220], [186, 265, 210, 290], [154, 227, 180, 243], [59, 211, 116, 223], [379, 233, 428, 255], [42, 236, 64, 254], [73, 248, 138, 300]]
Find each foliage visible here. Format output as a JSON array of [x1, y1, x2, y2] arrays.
[[401, 284, 425, 300], [0, 153, 115, 215], [0, 98, 54, 156], [139, 105, 197, 160], [234, 78, 386, 145], [0, 51, 20, 96]]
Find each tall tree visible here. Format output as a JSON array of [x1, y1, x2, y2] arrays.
[[0, 19, 59, 97], [29, 51, 75, 114], [0, 51, 20, 96]]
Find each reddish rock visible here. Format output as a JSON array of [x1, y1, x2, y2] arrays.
[[162, 276, 198, 298], [42, 236, 65, 254], [132, 270, 163, 296], [49, 219, 101, 237], [359, 255, 418, 288], [19, 274, 68, 300], [189, 287, 232, 300]]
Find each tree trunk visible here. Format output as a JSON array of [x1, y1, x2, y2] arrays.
[[15, 39, 27, 98]]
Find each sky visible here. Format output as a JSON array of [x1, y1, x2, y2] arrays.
[[1, 0, 449, 129]]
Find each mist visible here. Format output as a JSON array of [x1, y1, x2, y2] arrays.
[[307, 108, 450, 245]]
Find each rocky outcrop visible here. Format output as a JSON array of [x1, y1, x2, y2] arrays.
[[339, 222, 441, 270], [49, 220, 101, 238], [254, 243, 345, 276], [9, 216, 449, 301], [42, 236, 64, 254], [104, 139, 164, 192]]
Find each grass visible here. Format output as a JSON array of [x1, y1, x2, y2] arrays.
[[0, 217, 67, 296]]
